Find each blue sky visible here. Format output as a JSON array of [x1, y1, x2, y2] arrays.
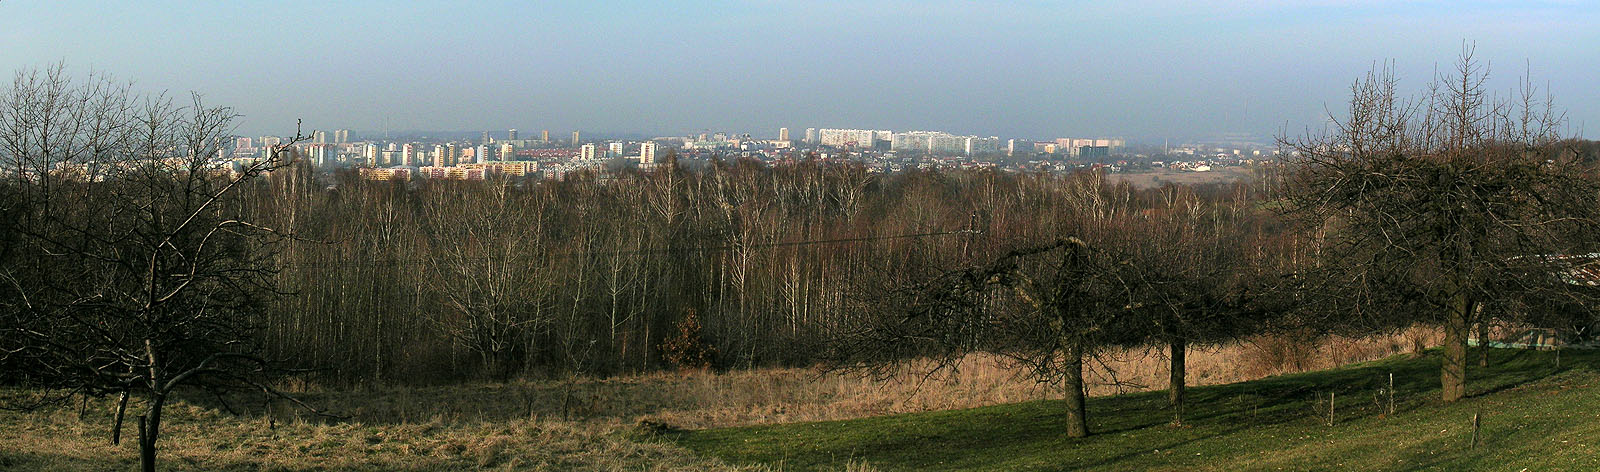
[[2, 1, 1596, 142]]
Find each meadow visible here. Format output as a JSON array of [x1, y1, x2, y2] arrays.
[[680, 348, 1597, 471], [0, 330, 1438, 471]]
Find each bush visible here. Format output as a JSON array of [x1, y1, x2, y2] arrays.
[[660, 310, 717, 370]]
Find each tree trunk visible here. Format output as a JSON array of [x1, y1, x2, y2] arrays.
[[1441, 294, 1470, 403], [1063, 344, 1089, 438], [1476, 316, 1489, 368], [1169, 338, 1187, 426], [111, 389, 130, 445], [138, 394, 165, 472]]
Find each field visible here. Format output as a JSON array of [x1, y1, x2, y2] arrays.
[[0, 330, 1491, 471], [679, 348, 1600, 471]]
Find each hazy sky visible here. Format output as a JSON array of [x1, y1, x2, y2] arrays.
[[3, 1, 1596, 142]]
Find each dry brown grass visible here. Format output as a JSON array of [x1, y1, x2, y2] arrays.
[[1083, 326, 1444, 396], [0, 329, 1435, 470], [0, 399, 758, 471]]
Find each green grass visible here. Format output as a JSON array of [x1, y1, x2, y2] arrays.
[[676, 348, 1600, 471]]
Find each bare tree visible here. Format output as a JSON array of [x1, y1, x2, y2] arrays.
[[1280, 47, 1600, 402], [1124, 184, 1274, 425], [0, 65, 310, 472], [420, 177, 549, 379], [833, 232, 1140, 438]]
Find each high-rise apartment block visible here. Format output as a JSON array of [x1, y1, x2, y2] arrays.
[[1050, 137, 1126, 157], [471, 145, 488, 164], [571, 131, 581, 145], [313, 130, 328, 143], [580, 143, 597, 160], [508, 129, 518, 141], [308, 143, 336, 166], [500, 142, 515, 161], [818, 129, 886, 148], [805, 128, 817, 143], [640, 142, 657, 165], [334, 129, 350, 143], [778, 128, 789, 141], [541, 130, 549, 142], [964, 136, 1001, 155], [608, 142, 623, 157], [892, 131, 999, 155]]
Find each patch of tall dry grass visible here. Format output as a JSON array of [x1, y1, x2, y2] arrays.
[[0, 398, 756, 471], [253, 326, 1438, 431], [1085, 325, 1444, 396], [0, 328, 1434, 470]]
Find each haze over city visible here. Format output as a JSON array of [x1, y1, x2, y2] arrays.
[[10, 2, 1600, 471], [3, 0, 1595, 142]]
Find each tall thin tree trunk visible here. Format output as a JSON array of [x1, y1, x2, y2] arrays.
[[1169, 338, 1187, 425], [1063, 343, 1089, 438], [1442, 294, 1471, 403]]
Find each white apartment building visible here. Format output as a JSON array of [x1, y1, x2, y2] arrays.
[[818, 129, 883, 148], [640, 142, 657, 165]]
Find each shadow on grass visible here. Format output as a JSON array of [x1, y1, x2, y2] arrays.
[[677, 348, 1596, 471]]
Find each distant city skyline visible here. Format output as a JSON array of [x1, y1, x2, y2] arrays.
[[2, 1, 1596, 142]]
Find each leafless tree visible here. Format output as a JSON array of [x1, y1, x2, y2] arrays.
[[421, 177, 551, 379], [1280, 46, 1600, 402], [0, 65, 312, 472], [1123, 184, 1276, 425], [832, 221, 1143, 438]]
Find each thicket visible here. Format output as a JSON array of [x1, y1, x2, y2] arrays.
[[247, 160, 1252, 385]]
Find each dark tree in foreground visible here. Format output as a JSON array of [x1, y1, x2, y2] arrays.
[[1281, 48, 1600, 402], [833, 236, 1140, 438], [1124, 185, 1277, 425], [0, 66, 309, 472]]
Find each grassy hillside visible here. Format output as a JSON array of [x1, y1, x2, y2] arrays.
[[0, 344, 1583, 471], [677, 348, 1600, 471]]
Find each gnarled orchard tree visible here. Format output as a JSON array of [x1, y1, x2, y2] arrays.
[[1123, 184, 1277, 425], [833, 236, 1139, 438], [0, 65, 308, 472], [1280, 48, 1600, 402]]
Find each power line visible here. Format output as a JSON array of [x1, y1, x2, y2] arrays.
[[279, 228, 981, 269]]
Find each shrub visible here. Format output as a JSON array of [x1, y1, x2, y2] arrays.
[[660, 310, 717, 370]]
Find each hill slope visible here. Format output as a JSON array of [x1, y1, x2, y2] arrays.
[[677, 348, 1600, 471]]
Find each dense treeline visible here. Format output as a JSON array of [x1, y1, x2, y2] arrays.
[[816, 50, 1600, 437], [6, 55, 1600, 463], [247, 159, 1274, 385]]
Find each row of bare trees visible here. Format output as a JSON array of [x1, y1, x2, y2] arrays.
[[3, 50, 1600, 471], [245, 159, 1070, 383], [829, 171, 1295, 435], [831, 47, 1600, 437]]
